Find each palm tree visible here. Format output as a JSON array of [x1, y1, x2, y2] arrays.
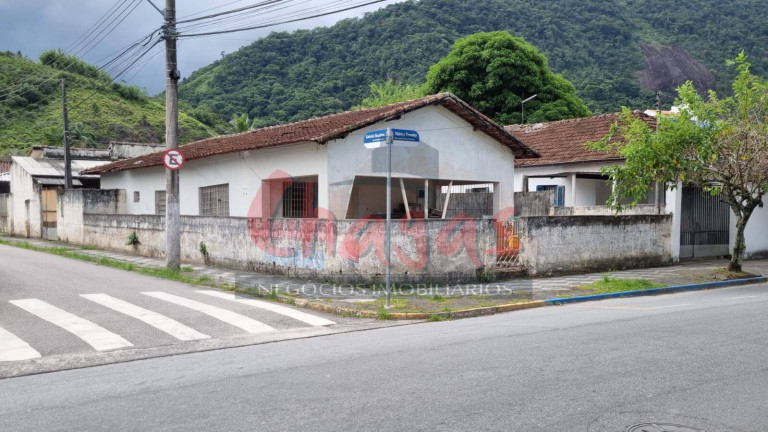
[[230, 113, 254, 133]]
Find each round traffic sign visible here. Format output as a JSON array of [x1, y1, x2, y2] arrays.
[[163, 149, 184, 171]]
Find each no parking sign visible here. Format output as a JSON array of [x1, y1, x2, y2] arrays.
[[163, 149, 184, 171]]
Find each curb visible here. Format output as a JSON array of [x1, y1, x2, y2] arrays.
[[542, 276, 768, 305]]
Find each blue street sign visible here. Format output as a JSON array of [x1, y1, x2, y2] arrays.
[[363, 129, 388, 144], [392, 129, 420, 142]]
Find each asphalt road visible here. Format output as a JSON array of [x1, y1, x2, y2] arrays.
[[0, 244, 391, 378], [1, 275, 767, 431]]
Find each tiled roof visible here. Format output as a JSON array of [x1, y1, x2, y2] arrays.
[[507, 112, 656, 168], [0, 160, 10, 173], [84, 93, 539, 175]]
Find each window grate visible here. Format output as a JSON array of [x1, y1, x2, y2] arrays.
[[155, 190, 166, 215], [199, 184, 229, 217], [283, 181, 317, 218]]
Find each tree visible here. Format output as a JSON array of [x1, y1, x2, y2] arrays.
[[356, 80, 425, 109], [590, 53, 768, 271], [43, 122, 96, 147], [230, 113, 254, 133], [423, 31, 591, 125]]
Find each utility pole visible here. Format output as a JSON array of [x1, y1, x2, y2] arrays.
[[654, 91, 662, 214], [164, 0, 181, 270], [61, 77, 72, 189]]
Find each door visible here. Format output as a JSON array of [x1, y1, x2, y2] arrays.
[[680, 187, 730, 258], [41, 188, 58, 240]]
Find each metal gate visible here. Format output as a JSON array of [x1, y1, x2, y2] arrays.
[[680, 186, 730, 258], [496, 219, 522, 269], [41, 188, 58, 240]]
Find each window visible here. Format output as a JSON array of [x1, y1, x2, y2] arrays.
[[536, 185, 566, 207], [155, 190, 166, 215], [133, 191, 140, 203], [199, 184, 229, 216], [282, 180, 317, 218]]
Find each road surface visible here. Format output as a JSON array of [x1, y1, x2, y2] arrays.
[[1, 256, 767, 430]]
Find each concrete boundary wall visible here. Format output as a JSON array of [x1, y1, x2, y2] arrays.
[[518, 214, 673, 276], [75, 214, 497, 283]]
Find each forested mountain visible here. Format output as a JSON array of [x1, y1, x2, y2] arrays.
[[0, 51, 219, 156], [178, 0, 768, 127]]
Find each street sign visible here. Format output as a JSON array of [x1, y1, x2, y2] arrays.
[[392, 129, 420, 142], [163, 149, 184, 171], [364, 128, 420, 149]]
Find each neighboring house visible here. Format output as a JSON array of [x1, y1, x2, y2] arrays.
[[507, 112, 660, 209], [8, 157, 108, 239], [5, 142, 162, 240], [507, 112, 768, 260], [85, 93, 538, 220]]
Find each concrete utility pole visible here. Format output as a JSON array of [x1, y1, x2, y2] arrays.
[[654, 91, 662, 214], [61, 77, 72, 189], [164, 0, 181, 269]]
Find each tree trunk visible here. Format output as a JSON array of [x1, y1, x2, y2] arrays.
[[730, 215, 747, 272]]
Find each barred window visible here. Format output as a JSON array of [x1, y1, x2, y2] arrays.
[[133, 191, 140, 202], [199, 184, 229, 217], [283, 180, 317, 218], [155, 190, 166, 215]]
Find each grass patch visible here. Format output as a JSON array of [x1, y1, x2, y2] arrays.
[[575, 276, 662, 295], [377, 308, 392, 320], [711, 267, 750, 280], [427, 314, 449, 322], [428, 294, 447, 303]]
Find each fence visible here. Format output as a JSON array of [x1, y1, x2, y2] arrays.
[[437, 183, 494, 218]]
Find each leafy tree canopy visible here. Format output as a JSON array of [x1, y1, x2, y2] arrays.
[[590, 53, 768, 271], [424, 31, 591, 124]]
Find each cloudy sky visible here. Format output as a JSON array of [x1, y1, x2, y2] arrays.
[[0, 0, 404, 94]]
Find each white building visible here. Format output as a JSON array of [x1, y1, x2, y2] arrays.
[[87, 93, 538, 221]]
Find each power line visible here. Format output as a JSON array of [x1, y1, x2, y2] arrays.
[[0, 0, 144, 100], [176, 0, 389, 37]]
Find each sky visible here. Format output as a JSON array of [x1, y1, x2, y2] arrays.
[[0, 0, 404, 94]]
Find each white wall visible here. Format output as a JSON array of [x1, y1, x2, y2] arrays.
[[327, 105, 517, 217], [100, 143, 328, 217], [729, 196, 768, 258]]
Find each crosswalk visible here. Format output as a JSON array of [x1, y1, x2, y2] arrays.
[[1, 290, 336, 363]]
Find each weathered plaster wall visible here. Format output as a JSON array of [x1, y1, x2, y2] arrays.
[[518, 214, 673, 275], [57, 189, 126, 244], [553, 204, 661, 216], [514, 191, 554, 217], [78, 215, 497, 283], [0, 193, 8, 233], [9, 161, 41, 238]]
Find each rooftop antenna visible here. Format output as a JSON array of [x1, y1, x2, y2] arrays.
[[521, 94, 538, 124]]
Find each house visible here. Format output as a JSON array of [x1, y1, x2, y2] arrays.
[[86, 93, 538, 221], [8, 157, 109, 239], [508, 112, 660, 210], [5, 142, 163, 240], [507, 112, 768, 261]]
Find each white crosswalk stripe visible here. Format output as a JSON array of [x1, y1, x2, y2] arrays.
[[9, 299, 133, 351], [80, 294, 210, 341], [141, 292, 277, 334], [0, 327, 41, 362], [197, 290, 336, 327]]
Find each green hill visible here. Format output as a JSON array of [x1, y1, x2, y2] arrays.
[[0, 51, 221, 156], [178, 0, 768, 127]]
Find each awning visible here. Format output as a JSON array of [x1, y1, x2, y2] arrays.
[[34, 177, 84, 186]]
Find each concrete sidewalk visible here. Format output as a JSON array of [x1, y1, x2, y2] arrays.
[[3, 235, 766, 301]]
